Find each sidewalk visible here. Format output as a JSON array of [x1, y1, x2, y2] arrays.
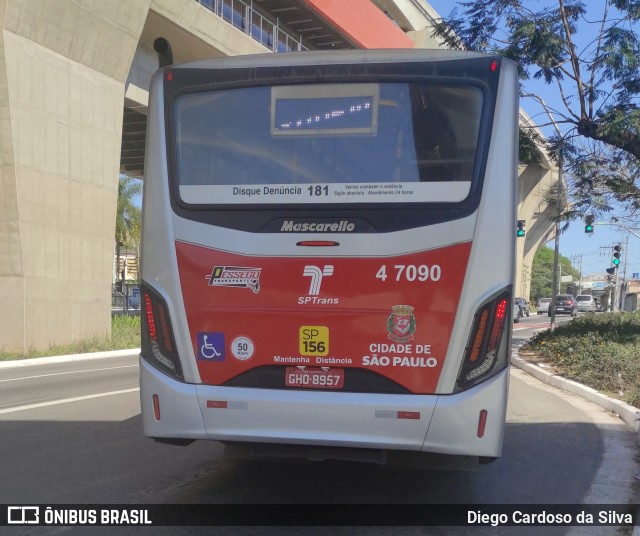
[[511, 343, 640, 434]]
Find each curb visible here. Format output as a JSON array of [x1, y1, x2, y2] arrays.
[[511, 347, 640, 433], [0, 348, 140, 369]]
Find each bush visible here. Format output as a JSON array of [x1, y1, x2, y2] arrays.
[[524, 312, 640, 406], [111, 314, 141, 349]]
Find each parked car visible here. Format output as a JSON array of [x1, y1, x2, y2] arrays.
[[513, 299, 522, 323], [536, 297, 552, 315], [575, 294, 596, 313], [549, 294, 578, 316], [515, 297, 530, 317]]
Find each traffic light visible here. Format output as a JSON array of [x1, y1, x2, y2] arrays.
[[612, 244, 622, 267], [516, 220, 525, 238], [584, 215, 594, 233], [606, 267, 615, 275]]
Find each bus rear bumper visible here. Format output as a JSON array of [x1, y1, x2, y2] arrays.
[[140, 357, 508, 458], [140, 358, 207, 440], [422, 368, 508, 457]]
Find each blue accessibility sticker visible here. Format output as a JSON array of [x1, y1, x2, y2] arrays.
[[197, 332, 225, 361]]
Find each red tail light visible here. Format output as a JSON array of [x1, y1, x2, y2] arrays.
[[144, 294, 157, 340], [458, 292, 511, 389], [141, 284, 183, 380], [487, 298, 508, 351]]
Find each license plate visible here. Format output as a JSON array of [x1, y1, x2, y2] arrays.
[[285, 367, 344, 389], [557, 307, 566, 311]]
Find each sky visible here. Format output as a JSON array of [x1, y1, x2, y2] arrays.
[[424, 0, 640, 278]]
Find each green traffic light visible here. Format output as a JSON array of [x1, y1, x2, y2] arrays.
[[517, 229, 525, 237], [584, 215, 594, 233], [613, 258, 620, 266]]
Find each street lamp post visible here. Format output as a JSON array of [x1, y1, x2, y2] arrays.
[[550, 181, 561, 333]]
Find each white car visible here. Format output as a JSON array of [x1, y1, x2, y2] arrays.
[[536, 297, 552, 315], [575, 295, 596, 313]]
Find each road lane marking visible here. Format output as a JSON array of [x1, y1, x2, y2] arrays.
[[513, 322, 550, 330], [0, 365, 138, 383], [0, 388, 140, 415]]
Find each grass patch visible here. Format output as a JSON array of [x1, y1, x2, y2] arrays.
[[523, 312, 640, 406], [0, 314, 140, 362]]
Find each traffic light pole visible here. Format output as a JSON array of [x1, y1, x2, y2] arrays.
[[620, 235, 630, 310], [594, 223, 637, 312], [614, 261, 620, 312]]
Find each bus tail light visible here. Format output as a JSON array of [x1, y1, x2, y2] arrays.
[[458, 291, 510, 390], [141, 283, 183, 381]]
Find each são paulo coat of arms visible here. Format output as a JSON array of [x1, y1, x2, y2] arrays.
[[387, 305, 416, 342]]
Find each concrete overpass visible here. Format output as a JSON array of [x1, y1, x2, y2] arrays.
[[516, 111, 564, 300], [0, 0, 559, 352]]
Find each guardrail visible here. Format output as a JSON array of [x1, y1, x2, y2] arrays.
[[196, 0, 308, 52]]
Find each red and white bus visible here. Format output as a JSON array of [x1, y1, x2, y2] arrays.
[[140, 48, 518, 466]]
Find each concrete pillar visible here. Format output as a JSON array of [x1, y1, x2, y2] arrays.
[[0, 0, 150, 351], [515, 163, 558, 300]]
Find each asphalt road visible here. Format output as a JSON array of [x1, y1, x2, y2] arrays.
[[1, 314, 639, 535]]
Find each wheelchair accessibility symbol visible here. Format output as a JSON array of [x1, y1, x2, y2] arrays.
[[197, 332, 225, 361]]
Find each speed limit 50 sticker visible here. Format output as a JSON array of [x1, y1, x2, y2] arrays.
[[231, 336, 255, 361], [299, 326, 329, 356]]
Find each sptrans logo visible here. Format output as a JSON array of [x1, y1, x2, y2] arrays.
[[299, 265, 338, 305], [281, 220, 356, 232]]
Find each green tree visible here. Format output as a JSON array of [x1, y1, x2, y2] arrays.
[[116, 175, 142, 248], [433, 1, 640, 221], [530, 245, 581, 299]]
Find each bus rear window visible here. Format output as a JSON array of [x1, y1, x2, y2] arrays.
[[174, 83, 483, 205]]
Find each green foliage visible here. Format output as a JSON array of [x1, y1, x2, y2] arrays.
[[525, 312, 640, 405], [0, 315, 140, 361], [519, 128, 543, 165], [110, 314, 142, 349], [432, 1, 640, 217], [116, 175, 142, 248], [529, 245, 580, 300]]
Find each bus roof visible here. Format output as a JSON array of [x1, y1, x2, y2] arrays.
[[168, 49, 498, 71]]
